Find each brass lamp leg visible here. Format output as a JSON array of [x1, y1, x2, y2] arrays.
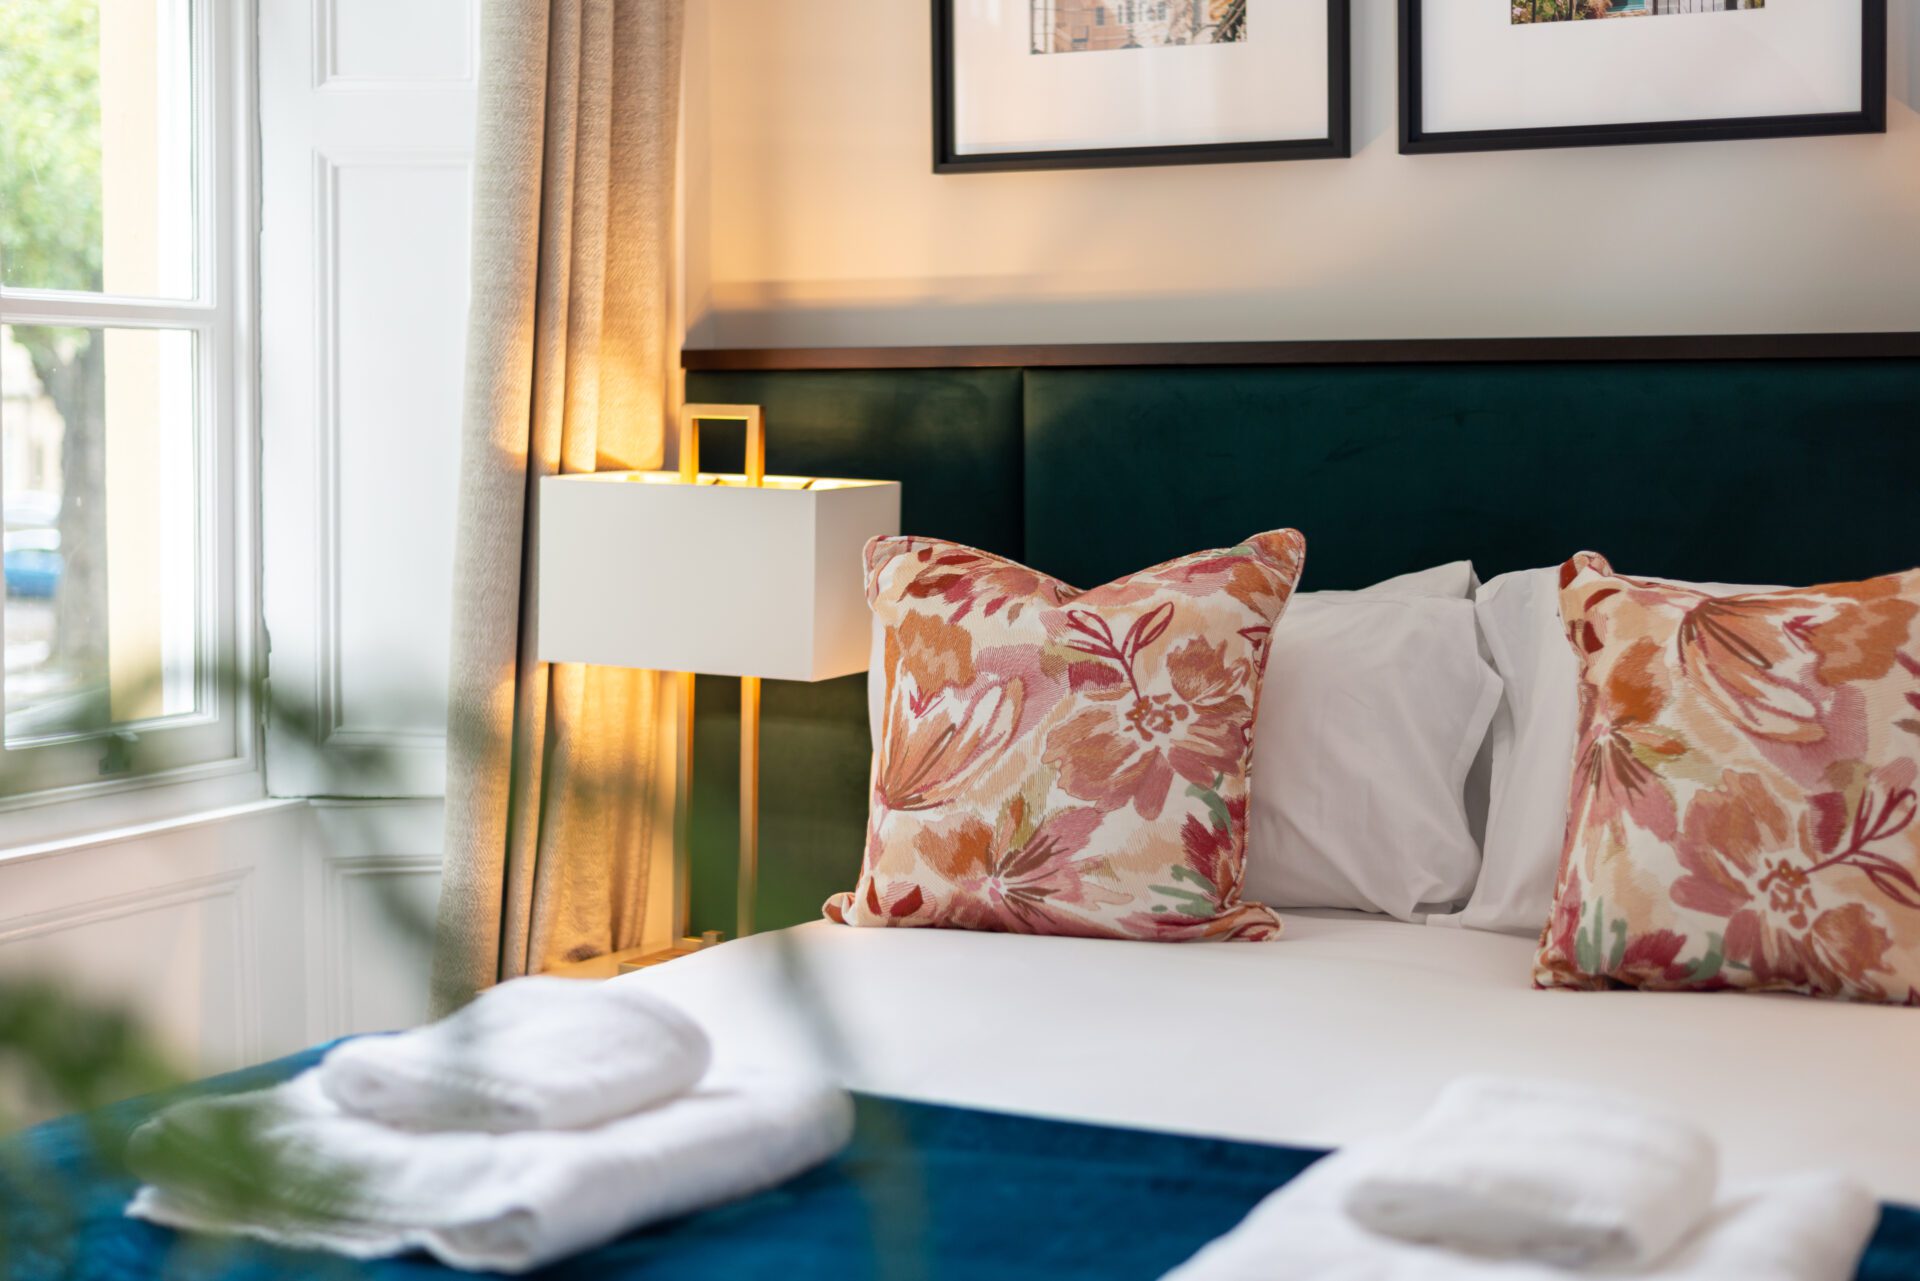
[[738, 674, 761, 939], [674, 669, 696, 942], [676, 402, 769, 944]]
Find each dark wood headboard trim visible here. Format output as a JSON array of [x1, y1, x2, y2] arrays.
[[683, 332, 1920, 372]]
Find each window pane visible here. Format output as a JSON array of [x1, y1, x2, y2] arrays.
[[3, 324, 198, 742], [0, 0, 196, 298]]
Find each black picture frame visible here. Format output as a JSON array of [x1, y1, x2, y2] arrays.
[[1399, 0, 1886, 156], [933, 0, 1351, 173]]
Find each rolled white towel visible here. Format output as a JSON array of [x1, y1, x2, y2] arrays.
[[317, 975, 711, 1132], [125, 1067, 854, 1274], [1341, 1076, 1718, 1269], [1163, 1151, 1876, 1281]]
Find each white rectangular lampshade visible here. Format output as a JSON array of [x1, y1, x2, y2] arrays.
[[536, 471, 901, 682]]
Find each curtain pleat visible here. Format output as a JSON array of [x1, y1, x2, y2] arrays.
[[432, 0, 686, 1014]]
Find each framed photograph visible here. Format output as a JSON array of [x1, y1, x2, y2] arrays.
[[1400, 0, 1885, 155], [933, 0, 1350, 173]]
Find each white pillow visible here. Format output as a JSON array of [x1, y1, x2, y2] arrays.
[[1436, 565, 1770, 938], [867, 560, 1496, 922], [865, 560, 1480, 757], [1242, 566, 1501, 920]]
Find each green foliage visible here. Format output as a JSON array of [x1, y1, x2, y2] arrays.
[[0, 977, 185, 1275], [0, 672, 410, 1271], [0, 670, 899, 1273], [1, 0, 109, 725], [0, 978, 177, 1125], [0, 0, 104, 294], [1, 0, 135, 1189]]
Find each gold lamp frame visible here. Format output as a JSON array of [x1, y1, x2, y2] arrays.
[[673, 404, 766, 946]]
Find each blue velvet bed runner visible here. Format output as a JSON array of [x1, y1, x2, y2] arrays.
[[7, 1046, 1919, 1280]]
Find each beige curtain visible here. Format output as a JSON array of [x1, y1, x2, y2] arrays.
[[432, 0, 686, 1013]]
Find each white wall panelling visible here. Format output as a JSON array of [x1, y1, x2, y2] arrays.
[[313, 149, 471, 765], [0, 796, 447, 1101], [0, 873, 258, 1069], [0, 801, 310, 1092], [261, 0, 477, 798], [304, 800, 444, 1043], [253, 0, 472, 1068], [314, 0, 477, 89]]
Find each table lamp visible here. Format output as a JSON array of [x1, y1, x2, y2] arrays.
[[536, 404, 900, 952]]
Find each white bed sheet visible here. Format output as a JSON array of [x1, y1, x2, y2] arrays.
[[621, 914, 1920, 1205]]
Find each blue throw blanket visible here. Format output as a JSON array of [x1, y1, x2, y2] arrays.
[[5, 1046, 1918, 1279]]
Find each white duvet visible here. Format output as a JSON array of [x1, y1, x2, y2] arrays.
[[622, 913, 1920, 1206]]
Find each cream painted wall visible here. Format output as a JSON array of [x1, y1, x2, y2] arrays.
[[683, 0, 1920, 347]]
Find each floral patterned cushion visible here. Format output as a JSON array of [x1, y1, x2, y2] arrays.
[[825, 531, 1306, 942], [1536, 552, 1920, 1002]]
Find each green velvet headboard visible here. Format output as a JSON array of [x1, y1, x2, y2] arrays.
[[685, 354, 1920, 936]]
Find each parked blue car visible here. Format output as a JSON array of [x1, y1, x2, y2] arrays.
[[4, 528, 63, 598]]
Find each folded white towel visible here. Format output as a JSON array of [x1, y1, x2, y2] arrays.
[[317, 975, 711, 1132], [1163, 1153, 1876, 1281], [125, 1067, 853, 1274], [1341, 1077, 1719, 1269]]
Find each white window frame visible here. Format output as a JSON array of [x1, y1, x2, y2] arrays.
[[0, 0, 260, 836]]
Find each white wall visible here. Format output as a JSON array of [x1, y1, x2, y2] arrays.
[[684, 0, 1920, 348]]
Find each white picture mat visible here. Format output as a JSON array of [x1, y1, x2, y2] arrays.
[[1421, 1, 1862, 135], [951, 0, 1331, 155]]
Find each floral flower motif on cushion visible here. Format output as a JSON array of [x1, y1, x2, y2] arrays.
[[825, 532, 1305, 942], [1535, 553, 1920, 1003]]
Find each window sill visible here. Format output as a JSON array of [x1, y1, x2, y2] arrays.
[[0, 758, 267, 856], [0, 795, 304, 870]]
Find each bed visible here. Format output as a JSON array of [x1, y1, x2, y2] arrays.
[[11, 915, 1920, 1277], [634, 916, 1920, 1207], [12, 341, 1920, 1276]]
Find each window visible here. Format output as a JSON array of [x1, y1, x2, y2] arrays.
[[0, 0, 252, 805]]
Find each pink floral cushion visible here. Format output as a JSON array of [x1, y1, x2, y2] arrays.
[[825, 531, 1306, 942], [1536, 552, 1920, 1002]]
